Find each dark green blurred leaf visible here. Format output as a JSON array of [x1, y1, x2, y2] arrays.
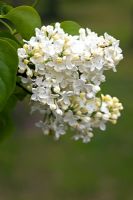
[[0, 1, 13, 15], [0, 31, 21, 45], [0, 39, 18, 112], [14, 85, 27, 101], [0, 94, 17, 141], [0, 30, 15, 39], [5, 6, 41, 40], [61, 21, 81, 35], [0, 37, 20, 50]]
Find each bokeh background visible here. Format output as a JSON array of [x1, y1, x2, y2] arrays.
[[0, 0, 133, 199]]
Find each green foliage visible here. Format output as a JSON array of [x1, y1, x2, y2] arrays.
[[0, 1, 13, 15], [61, 21, 81, 35], [0, 3, 42, 139], [0, 94, 17, 140], [14, 85, 27, 101], [0, 37, 20, 50], [0, 39, 18, 112], [4, 6, 42, 39], [0, 30, 17, 40], [0, 31, 23, 47]]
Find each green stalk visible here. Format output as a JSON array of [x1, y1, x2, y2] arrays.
[[32, 0, 40, 8], [0, 19, 14, 34]]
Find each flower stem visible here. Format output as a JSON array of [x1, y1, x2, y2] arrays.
[[32, 0, 40, 8], [0, 19, 14, 34], [16, 82, 32, 95]]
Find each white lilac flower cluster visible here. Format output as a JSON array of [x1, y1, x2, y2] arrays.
[[17, 23, 123, 143]]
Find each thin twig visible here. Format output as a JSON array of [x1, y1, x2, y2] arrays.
[[16, 82, 32, 95]]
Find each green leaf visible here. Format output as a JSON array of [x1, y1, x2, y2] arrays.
[[0, 30, 15, 39], [0, 94, 17, 141], [0, 84, 28, 140], [5, 6, 41, 40], [0, 31, 23, 47], [0, 30, 20, 42], [0, 37, 20, 50], [14, 85, 27, 101], [0, 2, 13, 15], [61, 21, 81, 35], [0, 39, 18, 112]]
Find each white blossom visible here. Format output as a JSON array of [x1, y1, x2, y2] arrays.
[[17, 23, 123, 143]]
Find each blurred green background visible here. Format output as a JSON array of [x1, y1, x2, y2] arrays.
[[0, 0, 133, 199]]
